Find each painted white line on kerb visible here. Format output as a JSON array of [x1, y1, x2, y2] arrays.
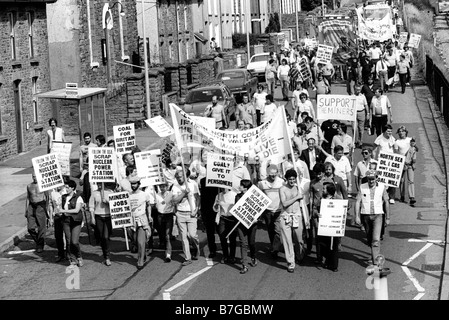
[[413, 292, 426, 300], [402, 243, 433, 266], [163, 266, 213, 300], [7, 249, 36, 255], [401, 266, 425, 292], [408, 239, 445, 244]]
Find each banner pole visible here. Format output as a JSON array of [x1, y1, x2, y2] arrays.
[[124, 226, 129, 251], [226, 221, 240, 239], [331, 236, 334, 250]]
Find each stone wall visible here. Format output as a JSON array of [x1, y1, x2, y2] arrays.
[[0, 3, 53, 161]]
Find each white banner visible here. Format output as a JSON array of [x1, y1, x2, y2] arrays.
[[317, 199, 348, 237], [88, 147, 117, 183], [176, 115, 215, 148], [316, 94, 357, 122], [145, 116, 174, 138], [408, 33, 421, 48], [108, 192, 133, 229], [170, 103, 290, 164], [206, 153, 234, 189], [356, 7, 394, 41], [315, 44, 334, 65], [134, 149, 165, 187], [32, 153, 65, 192], [50, 141, 72, 176], [376, 151, 405, 188], [229, 185, 272, 229], [113, 123, 136, 154], [304, 38, 318, 49]]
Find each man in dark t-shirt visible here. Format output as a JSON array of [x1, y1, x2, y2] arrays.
[[199, 176, 219, 258], [320, 119, 340, 154]]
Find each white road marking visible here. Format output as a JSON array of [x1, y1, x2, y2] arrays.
[[408, 239, 445, 244], [205, 258, 214, 266], [163, 266, 213, 300], [401, 266, 426, 292], [7, 249, 36, 255], [413, 292, 426, 300], [402, 243, 433, 266]]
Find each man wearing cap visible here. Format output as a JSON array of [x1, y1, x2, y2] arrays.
[[354, 170, 390, 265], [128, 175, 153, 270], [258, 164, 284, 259]]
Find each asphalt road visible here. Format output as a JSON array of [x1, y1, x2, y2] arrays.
[[0, 79, 446, 302]]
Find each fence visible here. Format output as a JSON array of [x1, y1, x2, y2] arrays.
[[426, 55, 449, 125]]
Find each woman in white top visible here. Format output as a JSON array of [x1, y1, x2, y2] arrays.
[[291, 82, 309, 112], [277, 58, 291, 101], [370, 88, 392, 137], [293, 93, 315, 122], [47, 118, 66, 153]]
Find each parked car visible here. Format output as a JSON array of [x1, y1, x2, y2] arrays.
[[216, 68, 258, 103], [180, 82, 237, 124], [246, 52, 270, 81]]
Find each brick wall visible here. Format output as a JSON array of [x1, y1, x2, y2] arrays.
[[0, 3, 53, 161]]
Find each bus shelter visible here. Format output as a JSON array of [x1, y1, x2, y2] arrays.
[[35, 87, 108, 142]]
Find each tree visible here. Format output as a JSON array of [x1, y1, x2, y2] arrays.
[[265, 13, 280, 33]]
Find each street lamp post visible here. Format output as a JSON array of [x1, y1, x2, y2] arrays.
[[140, 0, 151, 119], [246, 0, 251, 63]]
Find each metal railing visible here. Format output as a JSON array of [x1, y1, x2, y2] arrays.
[[426, 55, 449, 125]]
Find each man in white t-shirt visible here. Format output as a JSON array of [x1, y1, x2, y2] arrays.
[[261, 94, 278, 124]]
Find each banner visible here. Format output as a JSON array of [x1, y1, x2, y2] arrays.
[[145, 116, 175, 138], [316, 95, 357, 122], [317, 199, 348, 237], [134, 149, 165, 187], [229, 185, 272, 229], [356, 6, 394, 41], [170, 103, 290, 164], [50, 141, 72, 176], [315, 44, 334, 65], [88, 147, 117, 183], [398, 32, 409, 44], [176, 115, 216, 148], [113, 123, 136, 154], [108, 192, 133, 229], [32, 153, 65, 192], [376, 151, 405, 188], [408, 33, 421, 48], [206, 153, 234, 189]]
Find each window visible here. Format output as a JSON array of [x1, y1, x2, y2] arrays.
[[8, 12, 17, 60], [186, 39, 190, 60], [168, 41, 174, 61], [184, 5, 188, 31], [32, 77, 38, 123], [208, 0, 212, 15], [214, 0, 218, 16], [27, 12, 35, 58], [177, 5, 181, 31]]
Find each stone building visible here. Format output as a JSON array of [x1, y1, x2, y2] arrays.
[[0, 0, 55, 161]]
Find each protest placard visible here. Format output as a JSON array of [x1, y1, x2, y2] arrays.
[[304, 38, 318, 49], [88, 147, 117, 183], [317, 199, 348, 237], [206, 153, 234, 189], [408, 33, 421, 48], [298, 59, 311, 80], [229, 185, 272, 229], [32, 153, 65, 192], [376, 151, 405, 188], [316, 94, 357, 122], [108, 192, 133, 229], [144, 116, 174, 138], [398, 32, 408, 44], [113, 123, 136, 154], [315, 44, 334, 65], [134, 149, 165, 187], [50, 141, 72, 176]]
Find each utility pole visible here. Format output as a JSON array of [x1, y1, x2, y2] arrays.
[[141, 0, 151, 119], [247, 0, 251, 63], [295, 0, 299, 42]]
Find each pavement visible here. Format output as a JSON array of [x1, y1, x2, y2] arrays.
[[1, 69, 448, 299]]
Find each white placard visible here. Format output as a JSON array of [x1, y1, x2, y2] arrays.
[[316, 94, 357, 122], [408, 33, 421, 48], [145, 116, 174, 137], [113, 123, 136, 154], [134, 149, 165, 187], [398, 32, 408, 44], [206, 153, 234, 189], [50, 141, 72, 176], [317, 199, 348, 237], [376, 151, 405, 188], [315, 44, 334, 65], [229, 185, 272, 229], [108, 192, 133, 229], [32, 153, 65, 192], [88, 147, 117, 183]]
